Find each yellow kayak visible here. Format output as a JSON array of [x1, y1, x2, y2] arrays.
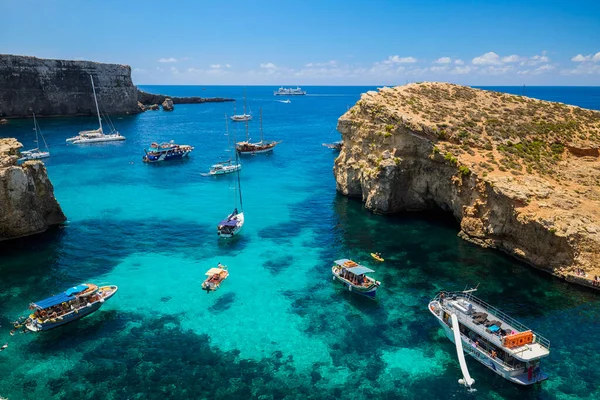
[[371, 253, 384, 262]]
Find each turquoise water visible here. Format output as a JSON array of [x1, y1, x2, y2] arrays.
[[1, 86, 600, 399]]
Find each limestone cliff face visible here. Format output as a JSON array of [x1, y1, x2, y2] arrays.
[[334, 83, 600, 287], [0, 139, 66, 240], [0, 54, 139, 118]]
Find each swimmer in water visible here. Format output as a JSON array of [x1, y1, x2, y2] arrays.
[[0, 343, 7, 351]]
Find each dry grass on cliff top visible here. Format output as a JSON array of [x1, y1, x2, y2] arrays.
[[351, 82, 600, 185]]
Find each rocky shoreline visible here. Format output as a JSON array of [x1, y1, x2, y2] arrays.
[[0, 139, 66, 240], [0, 54, 234, 118], [334, 82, 600, 291]]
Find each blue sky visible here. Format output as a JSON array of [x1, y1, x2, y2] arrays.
[[2, 0, 600, 85]]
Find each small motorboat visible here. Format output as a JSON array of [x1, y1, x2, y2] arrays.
[[202, 264, 229, 292], [371, 253, 384, 262], [323, 141, 343, 151], [20, 283, 118, 332], [332, 259, 380, 298]]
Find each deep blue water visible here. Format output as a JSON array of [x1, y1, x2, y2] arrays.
[[0, 86, 599, 400]]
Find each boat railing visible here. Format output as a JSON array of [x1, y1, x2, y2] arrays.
[[432, 291, 551, 350]]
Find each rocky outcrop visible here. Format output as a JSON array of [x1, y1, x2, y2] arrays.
[[162, 98, 174, 111], [137, 89, 234, 106], [0, 54, 139, 118], [334, 83, 600, 289], [0, 139, 66, 240]]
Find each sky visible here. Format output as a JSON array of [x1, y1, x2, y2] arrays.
[[2, 0, 600, 85]]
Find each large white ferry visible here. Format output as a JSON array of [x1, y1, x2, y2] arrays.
[[429, 288, 550, 386], [273, 87, 306, 96]]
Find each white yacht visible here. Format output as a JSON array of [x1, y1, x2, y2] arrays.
[[273, 87, 306, 96], [66, 75, 125, 144], [429, 288, 550, 386], [230, 89, 252, 122], [19, 112, 50, 161]]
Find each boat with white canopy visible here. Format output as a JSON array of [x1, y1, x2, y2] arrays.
[[331, 259, 380, 298]]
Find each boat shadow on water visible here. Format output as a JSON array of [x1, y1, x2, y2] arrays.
[[142, 157, 192, 167]]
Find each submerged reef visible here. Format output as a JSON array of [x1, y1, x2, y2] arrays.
[[334, 82, 600, 290]]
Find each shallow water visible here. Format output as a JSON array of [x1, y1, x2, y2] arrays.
[[1, 86, 600, 399]]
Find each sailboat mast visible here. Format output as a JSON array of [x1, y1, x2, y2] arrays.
[[260, 108, 263, 143], [32, 112, 39, 146], [236, 150, 243, 211], [90, 75, 103, 132]]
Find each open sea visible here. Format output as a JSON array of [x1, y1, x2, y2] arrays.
[[1, 85, 600, 400]]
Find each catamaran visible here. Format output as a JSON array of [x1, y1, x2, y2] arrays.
[[217, 152, 244, 238], [331, 259, 381, 298], [230, 89, 252, 122], [19, 112, 50, 161], [274, 87, 306, 96], [429, 287, 550, 386], [66, 75, 125, 144], [16, 283, 118, 332], [206, 114, 241, 175], [236, 108, 280, 155]]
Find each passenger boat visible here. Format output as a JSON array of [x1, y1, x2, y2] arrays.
[[66, 75, 125, 144], [202, 264, 229, 292], [236, 108, 280, 155], [143, 141, 194, 163], [19, 283, 118, 332], [331, 259, 381, 298], [19, 112, 50, 162], [322, 141, 343, 151], [429, 288, 550, 386], [273, 87, 306, 96]]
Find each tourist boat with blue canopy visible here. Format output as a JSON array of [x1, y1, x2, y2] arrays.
[[428, 287, 550, 386], [331, 259, 380, 298], [20, 283, 118, 332], [143, 141, 194, 163]]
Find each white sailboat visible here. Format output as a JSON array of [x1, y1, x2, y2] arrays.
[[217, 150, 244, 238], [19, 112, 50, 161], [206, 114, 242, 176], [66, 75, 126, 144], [230, 89, 252, 122], [236, 108, 279, 155]]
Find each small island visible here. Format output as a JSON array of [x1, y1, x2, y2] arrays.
[[335, 82, 600, 289]]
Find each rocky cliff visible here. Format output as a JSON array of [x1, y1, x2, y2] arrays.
[[137, 89, 234, 105], [0, 54, 139, 118], [334, 83, 600, 289], [0, 138, 66, 240]]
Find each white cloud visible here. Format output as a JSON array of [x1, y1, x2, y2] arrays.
[[501, 54, 522, 63], [158, 57, 178, 63], [450, 66, 472, 75], [305, 60, 337, 67], [527, 53, 550, 65], [170, 66, 179, 75], [210, 64, 232, 69], [225, 64, 232, 68], [572, 52, 600, 62], [518, 64, 555, 75], [434, 57, 452, 64], [454, 59, 464, 65], [472, 52, 501, 65], [260, 62, 277, 69], [385, 55, 417, 64], [430, 65, 449, 72]]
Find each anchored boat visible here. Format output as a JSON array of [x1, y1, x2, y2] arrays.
[[429, 288, 550, 386], [19, 112, 50, 162], [230, 89, 252, 122], [205, 114, 241, 175], [66, 75, 125, 144], [202, 264, 229, 292], [20, 283, 118, 332], [236, 108, 280, 155], [331, 259, 380, 298], [217, 149, 244, 238], [143, 141, 193, 163]]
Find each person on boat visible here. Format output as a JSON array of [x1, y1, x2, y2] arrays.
[[375, 252, 382, 258]]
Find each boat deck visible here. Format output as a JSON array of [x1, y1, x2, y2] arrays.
[[434, 292, 550, 361]]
